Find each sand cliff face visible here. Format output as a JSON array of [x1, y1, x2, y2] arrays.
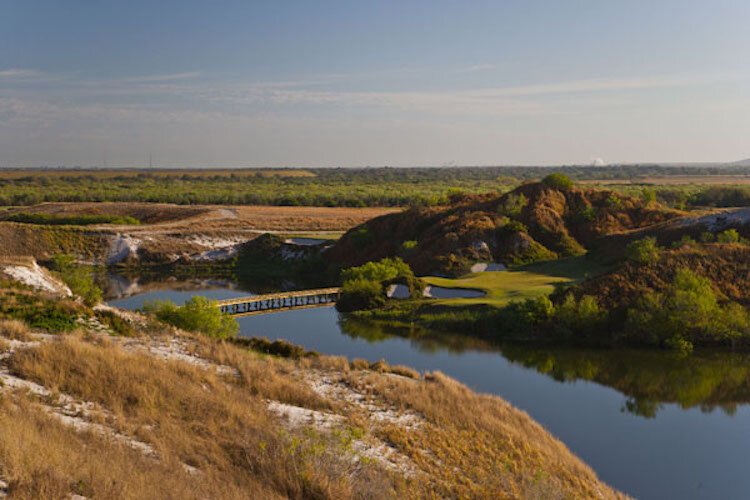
[[326, 182, 681, 275]]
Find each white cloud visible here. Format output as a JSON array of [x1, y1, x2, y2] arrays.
[[0, 68, 42, 79], [458, 64, 496, 73], [120, 72, 202, 83]]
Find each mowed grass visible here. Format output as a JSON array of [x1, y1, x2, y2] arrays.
[[280, 231, 345, 240], [423, 257, 608, 307]]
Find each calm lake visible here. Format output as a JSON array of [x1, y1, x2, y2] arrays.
[[107, 276, 750, 500]]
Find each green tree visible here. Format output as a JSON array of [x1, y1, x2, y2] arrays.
[[553, 295, 605, 337], [144, 296, 238, 339], [338, 258, 422, 312], [625, 237, 661, 265], [625, 268, 749, 350], [541, 173, 574, 191]]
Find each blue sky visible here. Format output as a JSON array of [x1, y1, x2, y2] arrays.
[[1, 0, 749, 167]]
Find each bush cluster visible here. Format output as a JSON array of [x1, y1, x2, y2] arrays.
[[337, 258, 422, 312], [143, 296, 238, 339], [493, 268, 750, 351], [50, 254, 102, 306], [624, 269, 750, 352], [541, 173, 574, 191], [496, 294, 605, 341], [625, 237, 661, 265]]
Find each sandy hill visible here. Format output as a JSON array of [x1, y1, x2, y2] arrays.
[[326, 182, 680, 275]]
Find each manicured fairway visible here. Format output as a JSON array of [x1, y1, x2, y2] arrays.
[[423, 257, 607, 307]]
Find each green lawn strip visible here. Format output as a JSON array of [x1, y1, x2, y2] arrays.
[[280, 231, 344, 241], [422, 257, 608, 308]]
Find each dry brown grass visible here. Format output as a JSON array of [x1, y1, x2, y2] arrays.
[[193, 338, 331, 410], [5, 335, 400, 499], [346, 370, 623, 499], [0, 395, 245, 500], [1, 202, 396, 231], [231, 206, 399, 232], [0, 319, 31, 341], [0, 319, 619, 498]]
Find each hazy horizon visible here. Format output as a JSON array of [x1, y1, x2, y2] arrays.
[[2, 1, 749, 168]]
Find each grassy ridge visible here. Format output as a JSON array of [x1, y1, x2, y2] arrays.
[[4, 212, 140, 226]]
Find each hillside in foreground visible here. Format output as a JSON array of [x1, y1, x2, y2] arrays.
[[0, 266, 620, 499], [326, 179, 680, 275]]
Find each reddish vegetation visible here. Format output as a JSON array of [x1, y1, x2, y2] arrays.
[[572, 244, 750, 309], [327, 182, 680, 275]]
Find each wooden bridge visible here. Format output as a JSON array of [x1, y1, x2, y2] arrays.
[[216, 287, 341, 317]]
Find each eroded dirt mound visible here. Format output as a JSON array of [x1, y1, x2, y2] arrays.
[[326, 182, 680, 275]]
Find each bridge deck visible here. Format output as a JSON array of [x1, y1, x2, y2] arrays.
[[216, 287, 341, 316], [216, 287, 341, 307]]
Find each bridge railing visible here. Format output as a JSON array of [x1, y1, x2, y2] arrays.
[[215, 287, 341, 316]]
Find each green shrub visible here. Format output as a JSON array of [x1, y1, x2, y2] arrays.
[[716, 229, 741, 244], [400, 240, 418, 254], [24, 308, 79, 333], [232, 337, 314, 358], [553, 295, 605, 337], [95, 309, 135, 336], [671, 235, 696, 249], [700, 231, 715, 243], [500, 220, 528, 234], [143, 296, 238, 339], [50, 254, 102, 306], [496, 296, 555, 336], [0, 288, 82, 333], [605, 194, 622, 208], [336, 279, 385, 312], [641, 188, 657, 205], [338, 258, 422, 312], [7, 213, 140, 226], [576, 206, 597, 222], [625, 237, 661, 265], [498, 193, 528, 217], [625, 268, 750, 349], [340, 257, 413, 284], [541, 173, 573, 191]]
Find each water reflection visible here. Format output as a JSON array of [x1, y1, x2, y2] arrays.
[[338, 317, 750, 418], [497, 345, 750, 418]]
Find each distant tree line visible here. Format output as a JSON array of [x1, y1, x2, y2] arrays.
[[0, 166, 749, 207]]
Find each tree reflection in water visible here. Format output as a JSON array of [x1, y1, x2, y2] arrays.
[[338, 315, 750, 418]]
